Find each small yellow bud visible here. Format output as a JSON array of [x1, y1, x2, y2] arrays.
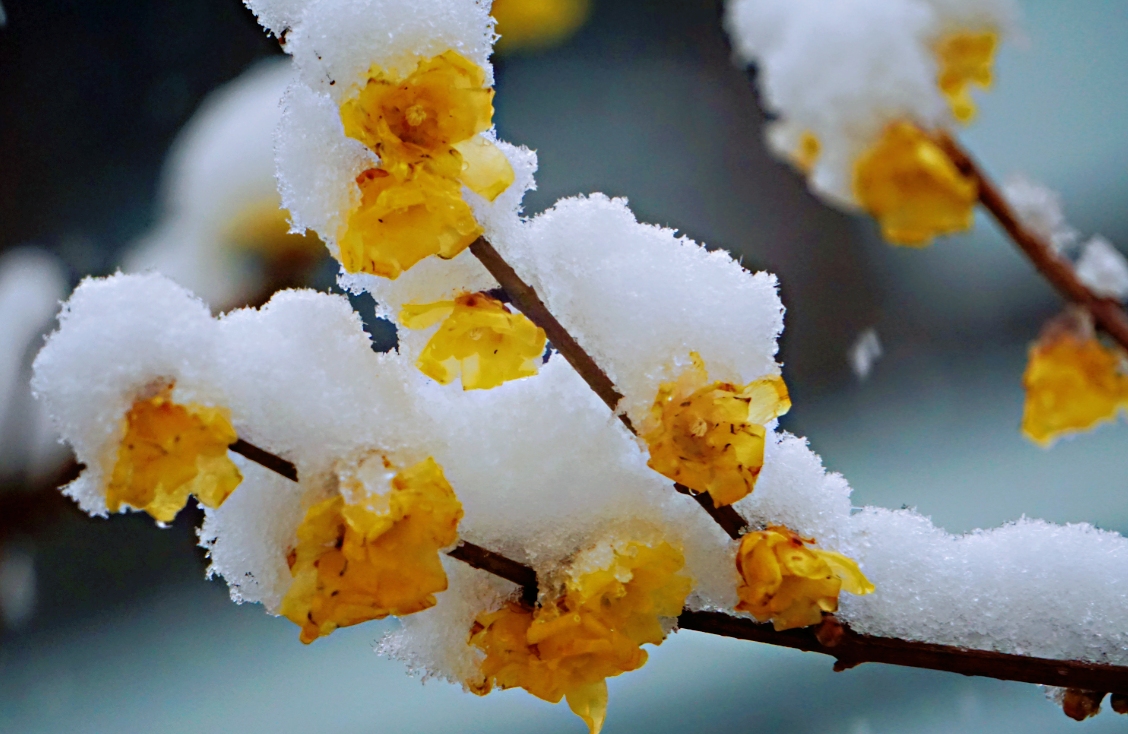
[[492, 0, 592, 53], [106, 385, 241, 524]]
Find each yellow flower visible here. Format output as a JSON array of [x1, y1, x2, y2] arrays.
[[736, 525, 873, 631], [641, 353, 791, 507], [338, 167, 483, 278], [336, 51, 515, 279], [935, 30, 998, 123], [401, 292, 547, 390], [853, 121, 979, 246], [280, 456, 463, 644], [225, 199, 323, 262], [469, 541, 692, 734], [106, 384, 241, 524], [492, 0, 592, 54], [1022, 318, 1128, 446]]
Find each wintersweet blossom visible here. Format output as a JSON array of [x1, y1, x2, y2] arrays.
[[469, 541, 691, 734], [641, 353, 790, 506], [337, 51, 514, 278], [853, 122, 978, 246], [934, 30, 998, 123], [107, 384, 241, 523], [401, 292, 547, 390], [281, 455, 463, 643], [735, 525, 873, 631], [724, 0, 1015, 243], [1021, 312, 1128, 446]]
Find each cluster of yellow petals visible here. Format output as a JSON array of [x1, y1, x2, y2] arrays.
[[935, 30, 998, 123], [1021, 315, 1128, 446], [641, 353, 791, 507], [106, 385, 241, 523], [469, 541, 691, 734], [338, 51, 515, 279], [853, 121, 978, 246], [736, 525, 874, 631], [401, 292, 547, 390], [492, 0, 592, 53], [280, 456, 463, 644]]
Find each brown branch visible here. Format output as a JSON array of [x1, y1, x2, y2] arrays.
[[447, 540, 539, 606], [678, 610, 1128, 692], [469, 236, 750, 539], [935, 133, 1128, 352], [229, 438, 299, 482]]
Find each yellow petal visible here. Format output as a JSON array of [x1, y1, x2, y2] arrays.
[[400, 300, 455, 330], [565, 680, 609, 734], [106, 385, 242, 523], [853, 121, 978, 247], [820, 550, 876, 596], [403, 292, 547, 390], [935, 30, 998, 123], [1022, 328, 1128, 445], [642, 354, 787, 505], [280, 456, 463, 643], [453, 136, 516, 202]]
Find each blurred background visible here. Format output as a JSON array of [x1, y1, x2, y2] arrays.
[[1, 0, 1127, 731]]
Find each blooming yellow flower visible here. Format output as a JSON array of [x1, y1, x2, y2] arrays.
[[336, 51, 515, 279], [106, 384, 241, 524], [400, 292, 547, 390], [469, 541, 692, 734], [641, 353, 790, 507], [280, 456, 463, 644], [853, 121, 979, 246], [492, 0, 592, 54], [735, 525, 873, 631], [1022, 316, 1128, 446], [935, 31, 998, 124]]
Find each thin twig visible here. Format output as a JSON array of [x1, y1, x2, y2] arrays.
[[230, 438, 299, 482], [469, 236, 750, 539], [678, 610, 1128, 692], [935, 133, 1128, 351], [447, 540, 539, 606]]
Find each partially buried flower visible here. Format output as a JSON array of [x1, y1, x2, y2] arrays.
[[641, 352, 790, 507], [1022, 310, 1128, 446], [280, 455, 463, 644], [401, 292, 547, 390], [853, 121, 978, 246], [469, 540, 691, 734], [337, 51, 515, 279], [934, 30, 998, 124], [106, 384, 241, 524], [736, 525, 873, 631]]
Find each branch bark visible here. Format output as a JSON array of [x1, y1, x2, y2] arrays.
[[935, 133, 1128, 352], [678, 610, 1128, 692], [469, 236, 750, 539]]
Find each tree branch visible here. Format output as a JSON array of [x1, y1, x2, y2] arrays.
[[195, 439, 1128, 693], [935, 133, 1128, 352], [468, 236, 750, 539], [678, 610, 1128, 692]]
